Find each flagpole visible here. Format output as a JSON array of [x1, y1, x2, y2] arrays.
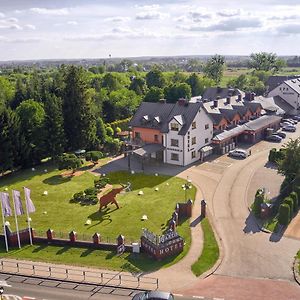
[[0, 194, 9, 252], [24, 187, 33, 245], [11, 191, 21, 249]]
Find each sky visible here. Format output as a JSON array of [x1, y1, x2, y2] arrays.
[[0, 0, 300, 61]]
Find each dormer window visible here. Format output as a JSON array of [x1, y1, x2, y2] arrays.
[[154, 116, 160, 123], [171, 123, 179, 131], [143, 115, 149, 121]]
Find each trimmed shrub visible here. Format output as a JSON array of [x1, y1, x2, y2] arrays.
[[94, 177, 110, 189], [84, 187, 98, 196], [57, 154, 82, 171], [85, 151, 103, 164], [290, 192, 299, 212], [268, 148, 277, 163], [294, 186, 300, 206], [278, 204, 290, 226], [253, 189, 264, 218], [109, 117, 130, 131], [283, 197, 294, 218], [106, 126, 114, 137], [280, 177, 293, 199]]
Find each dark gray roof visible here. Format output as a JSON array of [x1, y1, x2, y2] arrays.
[[244, 115, 281, 131], [267, 75, 300, 92], [202, 87, 242, 101], [219, 108, 239, 121], [231, 105, 249, 116], [133, 143, 165, 157], [129, 101, 202, 136], [243, 101, 262, 113], [208, 113, 226, 125]]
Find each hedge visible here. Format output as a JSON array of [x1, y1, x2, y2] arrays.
[[278, 204, 290, 226], [290, 192, 299, 212], [283, 197, 294, 219], [109, 117, 131, 131]]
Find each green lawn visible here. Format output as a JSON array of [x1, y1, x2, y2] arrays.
[[0, 164, 195, 272], [297, 250, 300, 273], [191, 217, 219, 276]]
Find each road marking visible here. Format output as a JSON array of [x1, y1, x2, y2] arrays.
[[174, 294, 183, 297], [0, 280, 11, 287], [3, 295, 22, 300], [22, 297, 36, 300], [213, 298, 224, 300], [193, 296, 205, 299]]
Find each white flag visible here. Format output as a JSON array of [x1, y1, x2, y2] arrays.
[[12, 190, 24, 216], [24, 187, 36, 213]]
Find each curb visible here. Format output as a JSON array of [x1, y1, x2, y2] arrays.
[[293, 257, 300, 286]]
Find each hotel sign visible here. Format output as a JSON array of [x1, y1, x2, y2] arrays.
[[141, 228, 184, 260]]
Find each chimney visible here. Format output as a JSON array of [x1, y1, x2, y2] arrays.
[[217, 86, 222, 93], [238, 94, 242, 101], [244, 93, 251, 101], [251, 92, 255, 101], [228, 88, 234, 96], [213, 99, 218, 108], [178, 98, 186, 106], [159, 99, 166, 104], [226, 96, 231, 105]]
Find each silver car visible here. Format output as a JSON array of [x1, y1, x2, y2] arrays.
[[132, 291, 174, 300], [228, 148, 248, 159]]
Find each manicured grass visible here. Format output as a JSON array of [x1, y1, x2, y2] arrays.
[[0, 217, 190, 273], [191, 217, 219, 276], [297, 250, 300, 273], [263, 217, 278, 232], [0, 164, 195, 271]]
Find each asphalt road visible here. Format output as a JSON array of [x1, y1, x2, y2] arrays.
[[0, 277, 214, 300]]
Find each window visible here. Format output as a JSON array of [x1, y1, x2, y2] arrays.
[[192, 121, 196, 129], [171, 123, 179, 131], [171, 153, 179, 161], [205, 124, 209, 130], [192, 137, 196, 145], [154, 135, 158, 142], [171, 139, 179, 147], [205, 138, 209, 143], [191, 151, 196, 159], [135, 132, 141, 139]]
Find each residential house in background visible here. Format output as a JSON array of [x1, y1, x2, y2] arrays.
[[266, 75, 300, 93], [268, 77, 300, 115]]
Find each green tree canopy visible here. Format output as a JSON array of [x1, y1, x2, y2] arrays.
[[146, 66, 165, 88], [129, 77, 146, 95], [248, 52, 286, 73], [203, 55, 225, 84], [164, 83, 192, 102], [144, 87, 164, 102]]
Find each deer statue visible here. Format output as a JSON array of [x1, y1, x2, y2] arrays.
[[99, 187, 124, 211]]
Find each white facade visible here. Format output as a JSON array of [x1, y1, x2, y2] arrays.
[[164, 108, 213, 166], [268, 82, 300, 113]]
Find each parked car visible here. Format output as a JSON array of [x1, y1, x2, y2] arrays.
[[282, 118, 297, 125], [292, 115, 300, 121], [275, 131, 286, 138], [280, 121, 294, 127], [132, 291, 174, 300], [266, 135, 282, 142], [282, 125, 296, 132], [228, 148, 248, 159]]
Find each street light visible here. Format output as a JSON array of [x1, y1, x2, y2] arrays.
[[182, 177, 192, 201]]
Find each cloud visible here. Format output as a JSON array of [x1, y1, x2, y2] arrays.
[[276, 23, 300, 34], [136, 11, 169, 20], [186, 17, 262, 32], [0, 12, 5, 18], [271, 15, 300, 20], [30, 8, 69, 16], [67, 21, 78, 25], [189, 11, 211, 21], [24, 24, 36, 30], [6, 18, 18, 23], [217, 9, 241, 17], [135, 4, 160, 10], [0, 22, 22, 30], [104, 16, 130, 22]]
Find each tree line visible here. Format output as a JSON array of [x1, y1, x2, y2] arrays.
[[0, 52, 287, 173]]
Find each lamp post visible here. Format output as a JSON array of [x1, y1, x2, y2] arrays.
[[182, 177, 192, 201]]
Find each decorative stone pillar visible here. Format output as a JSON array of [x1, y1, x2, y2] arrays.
[[69, 231, 77, 243], [116, 234, 125, 246], [46, 229, 54, 240], [93, 233, 101, 244], [186, 199, 193, 218]]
